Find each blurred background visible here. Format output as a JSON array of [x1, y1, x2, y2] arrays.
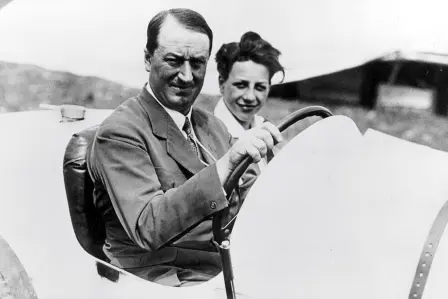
[[1, 0, 448, 151]]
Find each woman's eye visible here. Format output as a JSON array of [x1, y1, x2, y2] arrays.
[[234, 82, 246, 89], [256, 85, 267, 91]]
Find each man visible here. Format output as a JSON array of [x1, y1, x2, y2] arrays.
[[87, 8, 282, 287]]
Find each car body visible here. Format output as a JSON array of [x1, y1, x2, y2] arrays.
[[1, 107, 448, 298]]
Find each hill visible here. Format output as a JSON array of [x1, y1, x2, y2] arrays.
[[0, 61, 140, 112], [0, 61, 222, 113]]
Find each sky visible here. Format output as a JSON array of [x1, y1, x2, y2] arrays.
[[0, 0, 447, 94]]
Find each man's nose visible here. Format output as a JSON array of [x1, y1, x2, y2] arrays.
[[178, 62, 193, 83]]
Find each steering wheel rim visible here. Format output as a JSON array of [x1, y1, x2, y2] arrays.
[[213, 105, 333, 243]]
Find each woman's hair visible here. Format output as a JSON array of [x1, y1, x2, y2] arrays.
[[215, 31, 284, 83]]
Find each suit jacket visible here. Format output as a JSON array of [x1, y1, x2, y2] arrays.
[[87, 86, 258, 282]]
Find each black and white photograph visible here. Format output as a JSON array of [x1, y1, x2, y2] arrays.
[[1, 0, 448, 298]]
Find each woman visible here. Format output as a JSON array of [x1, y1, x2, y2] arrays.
[[214, 31, 285, 170]]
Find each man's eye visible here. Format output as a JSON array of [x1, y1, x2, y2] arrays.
[[190, 60, 205, 69], [166, 58, 181, 67]]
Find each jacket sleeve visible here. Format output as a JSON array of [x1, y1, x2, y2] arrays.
[[90, 124, 229, 252]]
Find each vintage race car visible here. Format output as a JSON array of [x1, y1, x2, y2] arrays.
[[1, 104, 448, 299], [2, 0, 448, 297]]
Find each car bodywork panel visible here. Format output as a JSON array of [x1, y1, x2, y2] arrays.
[[1, 110, 448, 298]]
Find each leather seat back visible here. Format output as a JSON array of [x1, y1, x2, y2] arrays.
[[63, 126, 106, 261]]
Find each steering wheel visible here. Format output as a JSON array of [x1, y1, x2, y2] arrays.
[[212, 105, 333, 299]]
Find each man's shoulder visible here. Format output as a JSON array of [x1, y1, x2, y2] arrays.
[[110, 95, 142, 117], [193, 105, 229, 133], [193, 95, 220, 114], [97, 96, 147, 137]]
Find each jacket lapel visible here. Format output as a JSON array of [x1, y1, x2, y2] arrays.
[[137, 86, 205, 175], [166, 120, 205, 174], [192, 108, 226, 164]]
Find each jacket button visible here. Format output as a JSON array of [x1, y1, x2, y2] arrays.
[[210, 201, 217, 209]]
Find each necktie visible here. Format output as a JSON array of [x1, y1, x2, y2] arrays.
[[182, 117, 200, 157]]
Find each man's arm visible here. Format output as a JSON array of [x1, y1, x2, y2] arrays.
[[90, 124, 228, 252], [216, 122, 282, 185]]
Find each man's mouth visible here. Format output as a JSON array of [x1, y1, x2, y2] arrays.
[[170, 83, 193, 90]]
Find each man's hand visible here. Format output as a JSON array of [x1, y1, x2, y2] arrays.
[[216, 122, 283, 185]]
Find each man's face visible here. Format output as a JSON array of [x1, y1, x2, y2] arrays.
[[145, 16, 210, 115]]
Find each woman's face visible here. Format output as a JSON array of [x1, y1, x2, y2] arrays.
[[219, 60, 270, 129]]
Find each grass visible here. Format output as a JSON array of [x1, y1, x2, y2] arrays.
[[258, 97, 448, 152]]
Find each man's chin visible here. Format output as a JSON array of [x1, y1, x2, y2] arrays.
[[173, 95, 194, 104], [167, 95, 196, 113]]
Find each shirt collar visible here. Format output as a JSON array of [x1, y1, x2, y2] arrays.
[[214, 98, 265, 138], [146, 83, 192, 133]]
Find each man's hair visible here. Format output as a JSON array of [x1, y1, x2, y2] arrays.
[[146, 8, 213, 56], [215, 31, 285, 83]]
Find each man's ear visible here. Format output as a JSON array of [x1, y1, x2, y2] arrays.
[[144, 48, 151, 72], [218, 75, 225, 94]]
